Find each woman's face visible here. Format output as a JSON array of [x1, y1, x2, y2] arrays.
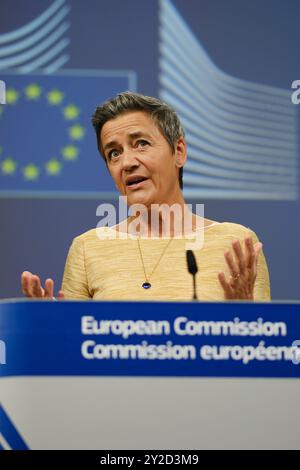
[[100, 111, 186, 209]]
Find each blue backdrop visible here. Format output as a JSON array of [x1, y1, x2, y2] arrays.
[[0, 0, 299, 299]]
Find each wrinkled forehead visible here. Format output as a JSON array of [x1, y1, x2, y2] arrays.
[[100, 110, 163, 147]]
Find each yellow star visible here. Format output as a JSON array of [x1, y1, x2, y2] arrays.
[[45, 158, 62, 175], [61, 145, 79, 161], [63, 104, 80, 120], [6, 89, 19, 104], [69, 124, 85, 140], [23, 164, 40, 181], [25, 83, 42, 100], [47, 89, 64, 105], [1, 157, 17, 175]]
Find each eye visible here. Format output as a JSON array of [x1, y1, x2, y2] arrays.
[[137, 139, 149, 148], [108, 149, 120, 160]]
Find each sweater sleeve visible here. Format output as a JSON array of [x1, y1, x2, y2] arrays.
[[61, 236, 91, 299], [245, 227, 271, 301]]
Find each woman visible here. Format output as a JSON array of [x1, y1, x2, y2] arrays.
[[21, 92, 270, 301]]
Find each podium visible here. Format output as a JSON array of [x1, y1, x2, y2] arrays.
[[1, 299, 300, 450]]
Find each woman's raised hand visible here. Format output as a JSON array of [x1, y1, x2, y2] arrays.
[[21, 271, 64, 299], [218, 236, 263, 300]]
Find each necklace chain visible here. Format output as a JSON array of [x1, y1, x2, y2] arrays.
[[137, 237, 173, 287]]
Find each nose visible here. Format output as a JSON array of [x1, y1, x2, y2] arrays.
[[121, 147, 139, 171]]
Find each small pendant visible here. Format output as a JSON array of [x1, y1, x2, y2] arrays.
[[142, 282, 151, 289]]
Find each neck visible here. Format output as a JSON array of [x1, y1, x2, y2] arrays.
[[128, 197, 200, 238]]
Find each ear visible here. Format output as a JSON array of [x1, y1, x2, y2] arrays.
[[174, 137, 187, 168]]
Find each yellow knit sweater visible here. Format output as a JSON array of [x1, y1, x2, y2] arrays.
[[62, 221, 271, 301]]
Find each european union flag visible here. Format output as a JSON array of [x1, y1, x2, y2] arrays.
[[0, 70, 136, 197]]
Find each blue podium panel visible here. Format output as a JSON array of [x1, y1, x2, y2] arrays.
[[1, 300, 300, 378], [1, 300, 300, 450]]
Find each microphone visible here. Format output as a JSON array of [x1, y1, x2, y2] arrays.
[[186, 250, 198, 301]]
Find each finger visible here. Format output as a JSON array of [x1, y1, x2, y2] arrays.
[[44, 278, 54, 298], [254, 241, 263, 256], [232, 239, 246, 275], [244, 236, 255, 269], [21, 271, 30, 295], [224, 250, 239, 278], [218, 272, 235, 299], [21, 271, 34, 297], [24, 272, 39, 298], [252, 242, 263, 278], [57, 290, 65, 300], [21, 271, 32, 284], [31, 275, 44, 297]]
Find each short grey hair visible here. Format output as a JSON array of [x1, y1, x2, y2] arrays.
[[91, 91, 185, 189]]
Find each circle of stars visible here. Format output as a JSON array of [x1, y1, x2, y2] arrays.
[[0, 83, 85, 181]]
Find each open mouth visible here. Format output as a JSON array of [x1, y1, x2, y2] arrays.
[[126, 177, 149, 188]]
